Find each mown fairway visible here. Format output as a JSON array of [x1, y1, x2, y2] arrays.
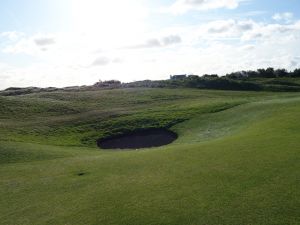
[[0, 88, 299, 225]]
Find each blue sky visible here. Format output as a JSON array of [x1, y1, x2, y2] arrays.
[[0, 0, 70, 32], [0, 0, 300, 89]]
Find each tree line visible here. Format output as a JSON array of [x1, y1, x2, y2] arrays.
[[225, 68, 300, 79]]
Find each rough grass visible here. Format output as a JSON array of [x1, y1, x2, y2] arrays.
[[0, 88, 299, 225]]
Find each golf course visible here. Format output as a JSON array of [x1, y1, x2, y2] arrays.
[[0, 87, 299, 225]]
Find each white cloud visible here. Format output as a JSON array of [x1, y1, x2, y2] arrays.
[[207, 20, 236, 33], [189, 19, 257, 41], [0, 31, 24, 41], [239, 44, 255, 51], [91, 57, 110, 66], [138, 38, 162, 48], [162, 35, 182, 45], [241, 20, 300, 41], [237, 20, 254, 31], [3, 34, 58, 55], [126, 35, 182, 49], [272, 12, 293, 23], [184, 18, 300, 42], [165, 0, 243, 14], [34, 37, 55, 46]]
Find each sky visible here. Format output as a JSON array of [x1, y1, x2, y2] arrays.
[[0, 0, 300, 89]]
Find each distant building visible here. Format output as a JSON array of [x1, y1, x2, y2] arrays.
[[170, 74, 187, 80]]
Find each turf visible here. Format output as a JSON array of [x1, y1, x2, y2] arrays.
[[0, 88, 299, 225]]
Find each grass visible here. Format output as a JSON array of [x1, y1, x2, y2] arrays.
[[0, 88, 299, 225]]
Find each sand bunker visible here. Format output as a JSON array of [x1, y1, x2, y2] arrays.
[[97, 128, 177, 149]]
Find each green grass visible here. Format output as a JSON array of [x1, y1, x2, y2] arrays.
[[0, 88, 299, 225]]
